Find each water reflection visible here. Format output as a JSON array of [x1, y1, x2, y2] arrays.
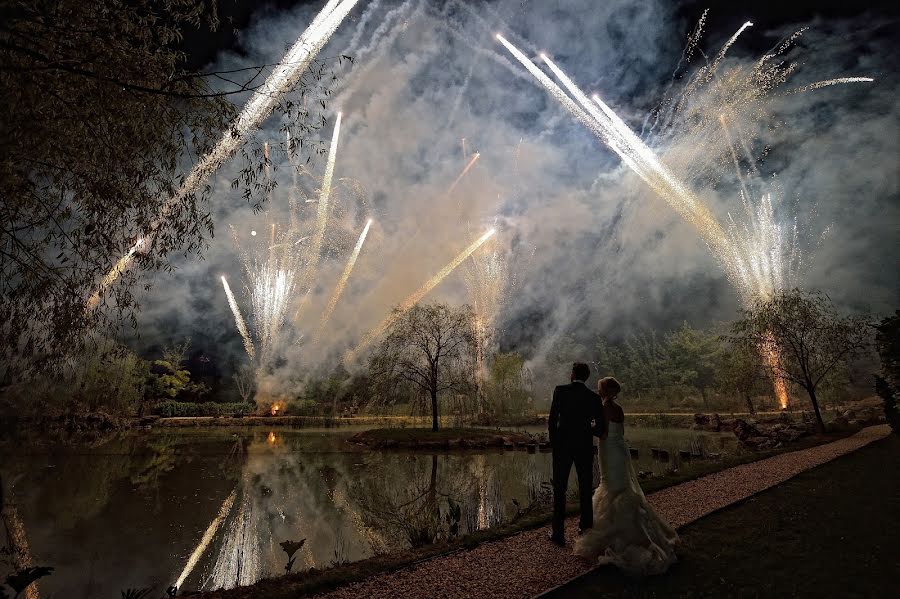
[[0, 427, 739, 596]]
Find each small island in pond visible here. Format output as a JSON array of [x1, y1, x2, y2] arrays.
[[349, 427, 533, 449]]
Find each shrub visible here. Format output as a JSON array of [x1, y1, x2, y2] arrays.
[[154, 401, 256, 417]]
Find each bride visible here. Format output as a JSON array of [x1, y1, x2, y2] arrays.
[[574, 377, 678, 575]]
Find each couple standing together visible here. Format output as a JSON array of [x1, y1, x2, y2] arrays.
[[548, 362, 678, 576]]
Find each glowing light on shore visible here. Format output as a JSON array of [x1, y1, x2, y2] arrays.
[[89, 0, 358, 304], [174, 488, 237, 591], [346, 228, 497, 361], [222, 276, 256, 361], [316, 219, 372, 340], [301, 111, 343, 295]]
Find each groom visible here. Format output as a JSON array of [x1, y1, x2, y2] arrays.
[[547, 362, 605, 546]]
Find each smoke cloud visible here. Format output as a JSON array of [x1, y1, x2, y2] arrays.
[[130, 1, 899, 394]]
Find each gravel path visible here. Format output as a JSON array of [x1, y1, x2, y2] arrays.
[[316, 425, 890, 599]]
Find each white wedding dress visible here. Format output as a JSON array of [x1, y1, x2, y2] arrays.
[[573, 421, 678, 575]]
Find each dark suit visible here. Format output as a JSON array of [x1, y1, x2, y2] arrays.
[[548, 380, 605, 540]]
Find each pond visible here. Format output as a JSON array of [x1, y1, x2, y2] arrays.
[[0, 426, 741, 596]]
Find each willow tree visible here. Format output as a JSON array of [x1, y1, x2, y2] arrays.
[[0, 0, 335, 380], [369, 303, 476, 431], [731, 289, 870, 432]]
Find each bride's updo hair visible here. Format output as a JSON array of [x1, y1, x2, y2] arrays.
[[598, 377, 622, 398]]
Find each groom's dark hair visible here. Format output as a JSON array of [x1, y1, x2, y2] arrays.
[[571, 362, 590, 382]]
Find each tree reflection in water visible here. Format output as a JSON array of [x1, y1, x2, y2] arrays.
[[347, 452, 518, 549], [1, 429, 568, 595]]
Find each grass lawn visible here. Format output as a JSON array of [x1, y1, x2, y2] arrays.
[[545, 433, 900, 598]]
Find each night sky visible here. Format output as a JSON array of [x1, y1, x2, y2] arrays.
[[181, 0, 900, 70]]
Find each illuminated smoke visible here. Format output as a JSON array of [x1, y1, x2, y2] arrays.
[[447, 152, 481, 196], [347, 228, 497, 362], [316, 219, 373, 341], [464, 230, 509, 409]]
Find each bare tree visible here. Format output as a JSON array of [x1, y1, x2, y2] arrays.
[[161, 339, 191, 371], [369, 303, 476, 431], [233, 364, 256, 404], [731, 289, 871, 432]]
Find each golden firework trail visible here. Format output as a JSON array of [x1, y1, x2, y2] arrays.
[[346, 228, 497, 362], [292, 288, 312, 326], [86, 239, 143, 309], [785, 77, 874, 94], [497, 31, 872, 300], [301, 111, 343, 298], [222, 276, 256, 361], [88, 0, 359, 305], [447, 152, 481, 196], [536, 49, 730, 256], [174, 488, 237, 591], [316, 219, 373, 340]]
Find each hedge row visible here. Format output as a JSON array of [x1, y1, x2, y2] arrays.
[[154, 401, 257, 417]]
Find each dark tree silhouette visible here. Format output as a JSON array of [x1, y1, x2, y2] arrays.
[[369, 303, 475, 431], [0, 0, 336, 379], [731, 289, 870, 432]]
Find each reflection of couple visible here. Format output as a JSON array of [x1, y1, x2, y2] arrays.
[[548, 363, 677, 576]]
